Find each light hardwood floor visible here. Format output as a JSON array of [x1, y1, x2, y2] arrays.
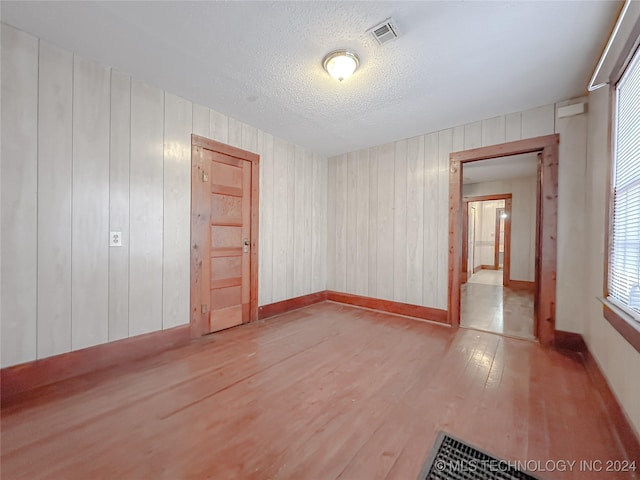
[[461, 281, 535, 339], [1, 302, 637, 479]]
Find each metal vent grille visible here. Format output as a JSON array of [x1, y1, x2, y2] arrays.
[[368, 18, 398, 45], [419, 432, 540, 480]]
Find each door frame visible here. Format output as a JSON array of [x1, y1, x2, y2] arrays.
[[190, 134, 260, 338], [494, 207, 505, 270], [462, 195, 512, 282], [448, 134, 559, 346]]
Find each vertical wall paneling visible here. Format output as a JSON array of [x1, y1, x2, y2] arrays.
[[271, 138, 289, 302], [260, 133, 274, 304], [521, 104, 555, 138], [192, 103, 210, 137], [406, 136, 424, 305], [317, 154, 328, 292], [422, 133, 439, 307], [463, 121, 482, 150], [302, 150, 313, 295], [163, 93, 192, 329], [555, 99, 588, 333], [346, 152, 358, 293], [368, 148, 379, 297], [241, 123, 257, 154], [355, 149, 370, 296], [293, 146, 306, 296], [437, 129, 453, 308], [285, 144, 295, 298], [71, 55, 111, 349], [481, 116, 506, 147], [393, 140, 408, 302], [452, 125, 465, 153], [209, 109, 229, 144], [109, 70, 132, 341], [377, 143, 395, 300], [129, 80, 164, 336], [327, 157, 337, 290], [37, 41, 73, 358], [1, 26, 38, 366], [228, 118, 243, 148], [334, 155, 348, 292], [505, 112, 522, 142]]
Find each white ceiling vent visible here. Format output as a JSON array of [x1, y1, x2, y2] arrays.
[[368, 18, 399, 46]]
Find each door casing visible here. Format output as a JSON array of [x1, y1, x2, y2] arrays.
[[448, 134, 559, 346]]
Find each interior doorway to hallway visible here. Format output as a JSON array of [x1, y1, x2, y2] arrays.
[[459, 156, 536, 340]]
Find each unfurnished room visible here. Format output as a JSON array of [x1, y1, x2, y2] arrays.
[[1, 1, 639, 479]]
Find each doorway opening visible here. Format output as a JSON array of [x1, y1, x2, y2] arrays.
[[448, 135, 559, 346], [460, 170, 535, 338]]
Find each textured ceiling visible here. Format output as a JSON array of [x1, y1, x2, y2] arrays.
[[1, 1, 619, 157], [463, 153, 538, 185]]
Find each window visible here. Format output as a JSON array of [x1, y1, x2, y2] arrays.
[[609, 46, 640, 322]]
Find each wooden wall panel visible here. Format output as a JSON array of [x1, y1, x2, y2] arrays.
[[521, 105, 555, 138], [192, 104, 210, 137], [163, 93, 192, 329], [393, 140, 408, 302], [437, 129, 453, 309], [423, 133, 439, 307], [505, 112, 522, 142], [406, 136, 424, 305], [228, 118, 243, 148], [302, 150, 313, 295], [368, 148, 379, 298], [481, 116, 506, 147], [272, 138, 289, 302], [71, 55, 111, 350], [293, 146, 306, 297], [37, 41, 73, 358], [464, 121, 482, 149], [209, 109, 229, 144], [129, 80, 164, 336], [346, 152, 358, 293], [334, 155, 348, 292], [259, 133, 274, 305], [1, 26, 39, 367], [377, 143, 395, 300], [285, 144, 296, 299], [109, 70, 132, 341], [316, 154, 328, 293], [355, 150, 370, 296], [555, 99, 588, 333], [327, 157, 337, 290], [241, 123, 257, 154]]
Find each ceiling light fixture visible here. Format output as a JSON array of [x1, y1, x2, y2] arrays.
[[322, 49, 360, 82]]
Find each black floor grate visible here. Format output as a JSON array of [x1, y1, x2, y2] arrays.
[[419, 432, 540, 480]]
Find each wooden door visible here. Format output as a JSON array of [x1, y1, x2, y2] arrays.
[[191, 135, 259, 337]]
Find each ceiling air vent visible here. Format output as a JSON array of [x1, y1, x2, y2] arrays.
[[368, 18, 399, 45]]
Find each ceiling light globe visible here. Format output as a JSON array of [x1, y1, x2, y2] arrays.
[[323, 50, 360, 82]]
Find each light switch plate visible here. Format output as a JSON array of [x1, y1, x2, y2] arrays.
[[110, 231, 122, 247]]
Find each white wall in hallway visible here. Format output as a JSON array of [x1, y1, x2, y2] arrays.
[[464, 176, 537, 282], [0, 24, 327, 368]]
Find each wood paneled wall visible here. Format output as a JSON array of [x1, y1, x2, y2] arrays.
[[464, 177, 537, 281], [0, 25, 327, 368], [328, 105, 556, 310]]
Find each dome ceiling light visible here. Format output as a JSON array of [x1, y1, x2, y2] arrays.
[[322, 49, 360, 82]]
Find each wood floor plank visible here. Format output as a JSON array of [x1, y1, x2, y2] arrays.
[[1, 302, 637, 480]]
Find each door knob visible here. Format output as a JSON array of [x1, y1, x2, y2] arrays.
[[243, 238, 250, 253]]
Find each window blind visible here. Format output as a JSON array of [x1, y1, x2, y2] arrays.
[[610, 46, 640, 320]]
